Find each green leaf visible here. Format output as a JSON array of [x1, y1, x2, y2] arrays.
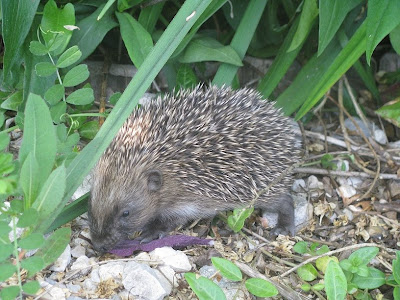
[[184, 272, 226, 300], [0, 244, 13, 262], [116, 12, 153, 68], [29, 41, 49, 56], [348, 247, 379, 267], [63, 64, 90, 87], [20, 256, 45, 277], [32, 166, 66, 233], [41, 0, 75, 55], [138, 1, 165, 33], [390, 23, 400, 55], [0, 262, 16, 281], [19, 233, 45, 250], [44, 84, 65, 105], [1, 0, 40, 78], [211, 257, 242, 281], [50, 101, 67, 124], [0, 132, 11, 151], [353, 267, 386, 289], [0, 90, 23, 111], [297, 263, 318, 281], [293, 241, 308, 254], [66, 88, 94, 105], [79, 121, 100, 140], [68, 4, 118, 64], [394, 287, 400, 300], [393, 252, 400, 284], [35, 62, 57, 77], [324, 260, 347, 300], [366, 0, 400, 64], [376, 99, 400, 127], [10, 200, 24, 214], [19, 94, 57, 198], [56, 46, 82, 68], [227, 207, 254, 232], [19, 153, 41, 207], [34, 227, 71, 268], [316, 256, 339, 273], [22, 280, 40, 295], [0, 153, 14, 175], [109, 92, 122, 105], [0, 285, 20, 300], [180, 37, 242, 66], [0, 221, 11, 238], [288, 0, 318, 52], [318, 0, 362, 55], [176, 64, 199, 90], [17, 208, 39, 228], [245, 278, 278, 298]]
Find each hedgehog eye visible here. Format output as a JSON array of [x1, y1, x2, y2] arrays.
[[122, 211, 129, 217]]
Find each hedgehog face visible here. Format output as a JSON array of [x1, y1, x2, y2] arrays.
[[89, 170, 163, 252]]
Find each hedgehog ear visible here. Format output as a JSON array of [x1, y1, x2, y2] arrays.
[[147, 170, 163, 192]]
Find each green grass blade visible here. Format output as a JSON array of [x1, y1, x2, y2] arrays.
[[212, 0, 267, 87]]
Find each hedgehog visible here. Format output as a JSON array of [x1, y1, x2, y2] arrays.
[[88, 85, 301, 252]]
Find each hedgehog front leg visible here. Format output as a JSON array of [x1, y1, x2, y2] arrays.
[[262, 194, 295, 236], [137, 217, 177, 243]]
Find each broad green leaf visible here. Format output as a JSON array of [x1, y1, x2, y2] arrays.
[[184, 273, 226, 300], [366, 0, 400, 65], [116, 12, 153, 68], [0, 262, 16, 281], [0, 153, 14, 175], [34, 227, 71, 268], [29, 41, 49, 56], [376, 99, 400, 127], [20, 256, 45, 277], [211, 257, 242, 281], [63, 64, 90, 87], [17, 208, 39, 228], [66, 88, 94, 105], [32, 166, 66, 233], [176, 64, 199, 90], [109, 92, 122, 105], [44, 84, 65, 105], [138, 1, 165, 33], [245, 278, 278, 297], [0, 286, 20, 300], [394, 287, 400, 300], [56, 46, 82, 68], [68, 4, 118, 64], [227, 207, 254, 232], [324, 261, 347, 300], [390, 23, 400, 55], [316, 256, 339, 273], [35, 62, 57, 77], [50, 101, 67, 124], [0, 132, 10, 151], [180, 37, 242, 66], [288, 0, 318, 52], [293, 241, 308, 254], [297, 263, 318, 281], [1, 90, 23, 111], [348, 247, 379, 267], [0, 221, 11, 238], [19, 94, 57, 196], [41, 0, 75, 55], [353, 267, 385, 289], [318, 0, 363, 55], [22, 280, 40, 295], [0, 244, 13, 262], [1, 0, 40, 78], [19, 233, 45, 250], [19, 154, 41, 207], [79, 121, 100, 140], [117, 0, 141, 11], [61, 0, 213, 232], [213, 0, 267, 86]]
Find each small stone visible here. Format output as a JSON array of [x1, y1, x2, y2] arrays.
[[122, 261, 171, 300], [149, 247, 192, 272], [373, 129, 387, 144], [335, 159, 349, 172], [337, 185, 357, 199], [347, 177, 363, 188], [307, 175, 323, 190], [66, 283, 81, 293], [157, 265, 178, 287], [135, 251, 151, 263], [67, 296, 85, 300], [71, 245, 86, 258], [292, 179, 306, 193], [40, 281, 66, 300], [50, 244, 71, 272], [70, 255, 91, 276], [83, 278, 97, 292], [98, 262, 124, 282]]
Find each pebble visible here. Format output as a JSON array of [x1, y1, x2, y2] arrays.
[[70, 255, 91, 276], [149, 247, 192, 272], [71, 245, 86, 258], [50, 244, 71, 272]]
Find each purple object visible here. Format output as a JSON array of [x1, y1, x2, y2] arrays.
[[109, 235, 214, 257]]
